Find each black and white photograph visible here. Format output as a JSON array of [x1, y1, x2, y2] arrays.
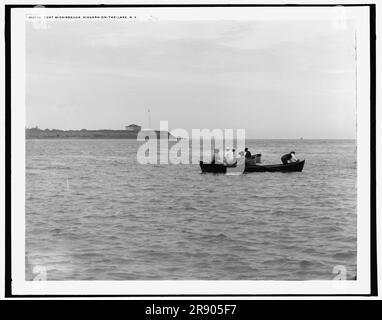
[[2, 1, 379, 299]]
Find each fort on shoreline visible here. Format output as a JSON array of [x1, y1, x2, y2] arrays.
[[25, 124, 176, 139]]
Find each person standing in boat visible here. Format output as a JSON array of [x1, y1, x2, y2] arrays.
[[281, 151, 299, 165]]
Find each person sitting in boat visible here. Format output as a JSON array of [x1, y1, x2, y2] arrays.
[[236, 151, 246, 166], [211, 149, 216, 164], [233, 149, 243, 164], [211, 148, 223, 164], [281, 151, 299, 165], [224, 148, 236, 165], [244, 148, 252, 158]]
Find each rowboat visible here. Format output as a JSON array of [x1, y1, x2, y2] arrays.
[[199, 160, 305, 173], [244, 160, 305, 172]]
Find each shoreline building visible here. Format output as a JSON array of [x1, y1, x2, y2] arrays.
[[125, 124, 142, 132]]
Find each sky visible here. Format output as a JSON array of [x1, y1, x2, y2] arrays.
[[26, 15, 357, 139]]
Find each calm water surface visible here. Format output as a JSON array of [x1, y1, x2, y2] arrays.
[[26, 139, 357, 280]]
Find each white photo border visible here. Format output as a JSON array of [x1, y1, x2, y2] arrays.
[[6, 3, 376, 296]]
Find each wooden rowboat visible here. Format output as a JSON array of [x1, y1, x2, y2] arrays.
[[244, 160, 305, 172], [200, 160, 305, 173]]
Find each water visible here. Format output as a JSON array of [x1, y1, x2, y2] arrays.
[[26, 139, 357, 280]]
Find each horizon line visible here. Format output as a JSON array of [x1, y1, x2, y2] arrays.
[[25, 127, 356, 140]]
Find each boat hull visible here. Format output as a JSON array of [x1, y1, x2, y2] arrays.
[[199, 161, 237, 173], [244, 160, 305, 172], [200, 160, 305, 173]]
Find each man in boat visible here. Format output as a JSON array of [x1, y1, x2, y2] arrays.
[[244, 148, 252, 158], [224, 148, 236, 165], [211, 148, 223, 164], [281, 151, 299, 165], [237, 151, 246, 166]]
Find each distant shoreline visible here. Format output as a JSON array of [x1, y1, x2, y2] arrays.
[[25, 127, 355, 140], [25, 127, 176, 139]]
